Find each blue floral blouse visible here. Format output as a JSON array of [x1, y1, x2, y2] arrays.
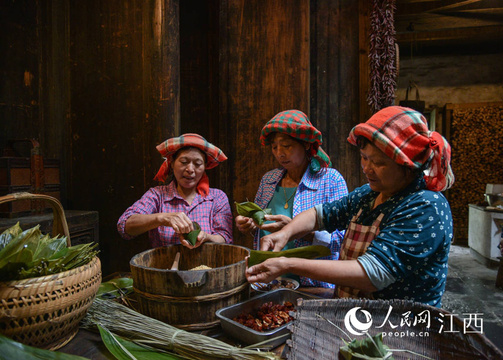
[[320, 176, 453, 307]]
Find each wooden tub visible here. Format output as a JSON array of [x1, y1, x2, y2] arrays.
[[130, 243, 250, 330]]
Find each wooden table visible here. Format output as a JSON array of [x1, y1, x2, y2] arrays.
[[58, 287, 334, 359]]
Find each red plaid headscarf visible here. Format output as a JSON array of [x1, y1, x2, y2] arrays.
[[260, 110, 332, 172], [154, 133, 227, 196], [347, 106, 454, 192]]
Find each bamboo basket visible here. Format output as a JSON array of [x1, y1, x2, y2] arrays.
[[288, 298, 503, 360], [0, 192, 102, 350]]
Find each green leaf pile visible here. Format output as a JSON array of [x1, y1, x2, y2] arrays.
[[183, 221, 201, 246], [248, 245, 332, 267], [0, 223, 99, 281], [235, 201, 272, 226]]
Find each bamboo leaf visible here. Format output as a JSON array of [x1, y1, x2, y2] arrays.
[[98, 278, 134, 296], [35, 235, 67, 259], [183, 222, 201, 246], [0, 222, 22, 251], [235, 202, 272, 226], [235, 201, 263, 215], [248, 245, 332, 267], [0, 334, 88, 360], [251, 208, 272, 226], [0, 223, 98, 281], [97, 324, 186, 360], [0, 227, 41, 268], [98, 324, 138, 360], [340, 333, 394, 360]]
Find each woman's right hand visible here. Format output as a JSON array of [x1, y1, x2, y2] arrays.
[[259, 230, 289, 252], [235, 215, 257, 233], [246, 256, 287, 284], [156, 212, 194, 234]]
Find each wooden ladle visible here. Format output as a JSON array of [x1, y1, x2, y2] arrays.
[[170, 252, 180, 270]]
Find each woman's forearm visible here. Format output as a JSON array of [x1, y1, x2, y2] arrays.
[[204, 233, 226, 244], [125, 213, 160, 236], [284, 258, 377, 292], [282, 207, 319, 240]]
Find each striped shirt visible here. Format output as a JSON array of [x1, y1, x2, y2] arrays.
[[117, 181, 233, 248], [254, 167, 348, 288]]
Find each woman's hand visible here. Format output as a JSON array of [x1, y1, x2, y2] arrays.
[[259, 230, 290, 252], [156, 212, 194, 234], [235, 215, 257, 233], [180, 230, 209, 249], [180, 231, 226, 249], [246, 256, 287, 284], [259, 214, 292, 233]]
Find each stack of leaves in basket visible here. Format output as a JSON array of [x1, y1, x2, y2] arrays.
[[0, 222, 98, 281]]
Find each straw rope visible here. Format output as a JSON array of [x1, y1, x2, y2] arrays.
[[82, 298, 279, 360]]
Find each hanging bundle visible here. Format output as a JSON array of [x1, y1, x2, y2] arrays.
[[367, 0, 397, 113]]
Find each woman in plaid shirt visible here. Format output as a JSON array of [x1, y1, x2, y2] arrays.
[[118, 134, 233, 248], [245, 106, 455, 307], [235, 110, 348, 288]]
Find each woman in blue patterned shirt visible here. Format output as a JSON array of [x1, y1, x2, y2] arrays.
[[245, 106, 455, 307], [235, 110, 349, 288]]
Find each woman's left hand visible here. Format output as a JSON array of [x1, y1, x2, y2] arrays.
[[180, 231, 209, 249], [245, 256, 286, 284], [258, 214, 291, 233]]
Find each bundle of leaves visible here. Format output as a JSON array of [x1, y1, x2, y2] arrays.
[[183, 221, 201, 246], [0, 223, 99, 281], [235, 201, 272, 226]]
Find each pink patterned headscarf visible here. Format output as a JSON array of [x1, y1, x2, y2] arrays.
[[154, 133, 227, 196], [347, 106, 454, 192]]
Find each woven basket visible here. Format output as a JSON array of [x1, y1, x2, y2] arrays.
[[288, 298, 503, 360], [0, 192, 101, 350]]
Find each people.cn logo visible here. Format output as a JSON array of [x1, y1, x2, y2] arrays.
[[344, 307, 373, 335]]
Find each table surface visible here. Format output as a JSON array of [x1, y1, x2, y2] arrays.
[[58, 287, 334, 359]]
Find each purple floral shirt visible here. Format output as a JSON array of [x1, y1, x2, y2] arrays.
[[117, 181, 233, 247]]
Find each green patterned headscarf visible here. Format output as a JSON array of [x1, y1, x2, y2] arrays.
[[260, 110, 332, 173]]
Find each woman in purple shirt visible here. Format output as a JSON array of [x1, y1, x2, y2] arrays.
[[117, 133, 233, 248]]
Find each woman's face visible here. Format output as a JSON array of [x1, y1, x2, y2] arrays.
[[271, 133, 309, 171], [171, 148, 206, 191], [360, 142, 414, 198]]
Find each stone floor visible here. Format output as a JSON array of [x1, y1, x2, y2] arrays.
[[442, 244, 503, 352]]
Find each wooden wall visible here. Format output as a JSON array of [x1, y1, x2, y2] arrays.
[[67, 0, 180, 274], [184, 0, 371, 248], [219, 0, 311, 247], [1, 0, 370, 275]]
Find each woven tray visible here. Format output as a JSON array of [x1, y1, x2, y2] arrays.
[[287, 298, 503, 360], [0, 192, 102, 350]]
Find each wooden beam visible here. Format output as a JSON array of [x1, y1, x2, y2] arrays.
[[425, 0, 483, 13], [396, 0, 497, 16], [396, 24, 503, 42]]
